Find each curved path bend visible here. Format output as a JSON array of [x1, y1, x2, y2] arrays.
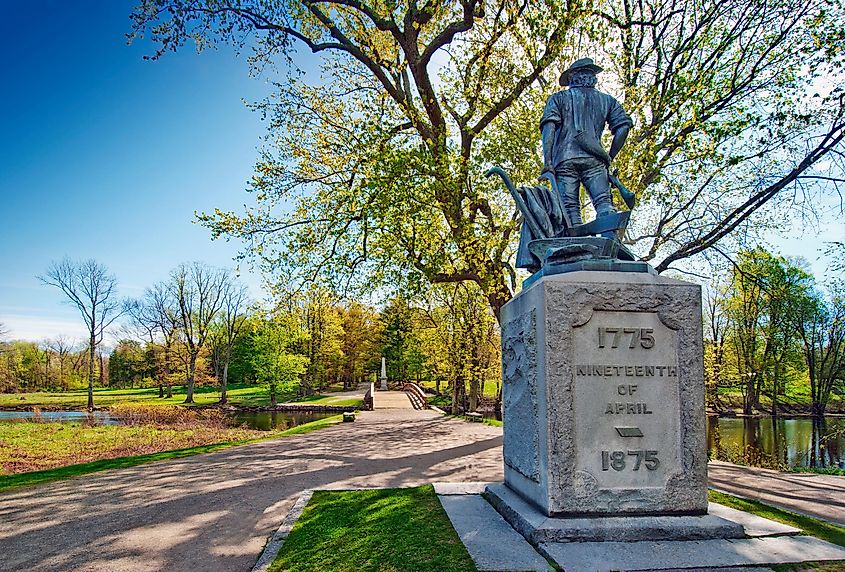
[[0, 406, 502, 572]]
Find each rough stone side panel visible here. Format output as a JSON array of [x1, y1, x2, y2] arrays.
[[543, 285, 579, 510], [502, 308, 540, 482]]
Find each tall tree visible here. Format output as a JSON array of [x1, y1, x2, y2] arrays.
[[703, 280, 729, 410], [337, 302, 381, 389], [589, 0, 845, 271], [723, 249, 810, 413], [300, 287, 344, 393], [132, 0, 579, 320], [794, 281, 845, 416], [250, 311, 308, 405], [39, 258, 124, 410], [47, 336, 75, 391], [167, 262, 227, 403], [108, 340, 150, 388], [209, 277, 250, 404], [132, 0, 845, 320]]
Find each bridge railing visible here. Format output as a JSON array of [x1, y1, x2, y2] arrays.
[[363, 382, 374, 411], [403, 382, 429, 410]]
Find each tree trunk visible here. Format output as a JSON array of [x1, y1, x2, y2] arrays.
[[158, 383, 164, 398], [184, 352, 197, 404], [743, 370, 755, 415], [219, 362, 229, 404], [451, 374, 465, 415], [163, 341, 173, 399], [771, 360, 781, 417], [87, 334, 95, 411], [270, 388, 277, 407]]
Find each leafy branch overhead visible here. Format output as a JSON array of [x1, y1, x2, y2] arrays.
[[132, 0, 845, 318]]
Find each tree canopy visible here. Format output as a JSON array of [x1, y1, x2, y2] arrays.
[[131, 0, 845, 319]]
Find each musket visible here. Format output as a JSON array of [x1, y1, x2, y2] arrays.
[[609, 171, 636, 210]]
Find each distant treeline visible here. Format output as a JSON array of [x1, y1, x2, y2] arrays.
[[4, 249, 842, 415], [1, 268, 501, 413]]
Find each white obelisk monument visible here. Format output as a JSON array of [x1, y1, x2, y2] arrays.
[[380, 357, 388, 391]]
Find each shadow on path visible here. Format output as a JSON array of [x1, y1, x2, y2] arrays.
[[708, 460, 845, 526], [0, 409, 502, 572]]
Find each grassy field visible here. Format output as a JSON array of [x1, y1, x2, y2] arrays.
[[0, 383, 364, 410], [712, 388, 845, 414], [0, 413, 261, 474], [709, 490, 845, 547], [269, 485, 477, 572], [0, 413, 342, 491], [0, 384, 274, 409]]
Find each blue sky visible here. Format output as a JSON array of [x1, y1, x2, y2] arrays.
[[0, 1, 272, 341], [1, 2, 842, 343]]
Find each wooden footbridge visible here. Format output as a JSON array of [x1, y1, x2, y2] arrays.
[[363, 382, 430, 411]]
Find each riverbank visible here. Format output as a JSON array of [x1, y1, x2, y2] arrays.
[[0, 384, 364, 412], [0, 411, 344, 490], [0, 406, 272, 475]]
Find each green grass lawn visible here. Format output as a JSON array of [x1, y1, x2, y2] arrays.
[[0, 417, 263, 474], [0, 383, 279, 409], [288, 394, 364, 408], [269, 485, 476, 572], [0, 414, 342, 491], [0, 384, 367, 410]]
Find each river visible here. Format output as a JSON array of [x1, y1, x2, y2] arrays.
[[708, 416, 845, 470], [0, 409, 334, 431]]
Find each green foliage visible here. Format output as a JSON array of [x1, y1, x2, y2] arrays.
[[704, 249, 845, 414], [721, 249, 813, 413], [378, 296, 428, 383], [792, 279, 845, 415], [792, 466, 845, 476], [108, 340, 152, 388], [417, 283, 501, 413], [268, 485, 476, 572], [132, 0, 845, 320], [0, 339, 88, 393], [250, 311, 309, 400]]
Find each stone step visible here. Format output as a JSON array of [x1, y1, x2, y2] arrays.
[[539, 536, 845, 572], [438, 494, 553, 571]]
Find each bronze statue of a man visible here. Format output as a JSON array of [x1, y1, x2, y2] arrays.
[[540, 58, 632, 226]]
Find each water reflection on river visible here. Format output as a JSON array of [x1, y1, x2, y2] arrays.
[[0, 410, 119, 424], [0, 409, 335, 432], [227, 410, 334, 431], [707, 416, 845, 469]]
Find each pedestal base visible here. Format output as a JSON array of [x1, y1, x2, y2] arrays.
[[485, 483, 744, 544]]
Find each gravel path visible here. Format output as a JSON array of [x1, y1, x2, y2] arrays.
[[0, 408, 502, 572], [708, 460, 845, 526]]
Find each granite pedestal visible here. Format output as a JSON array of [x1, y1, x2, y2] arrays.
[[490, 270, 715, 541]]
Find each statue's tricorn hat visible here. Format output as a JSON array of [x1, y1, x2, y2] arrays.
[[559, 57, 603, 86]]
